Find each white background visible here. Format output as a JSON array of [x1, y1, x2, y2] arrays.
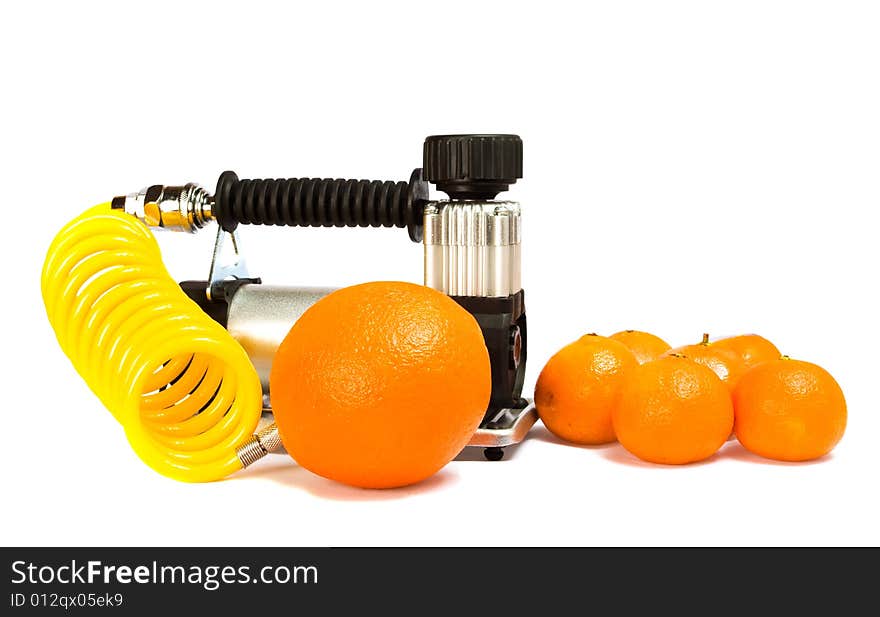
[[2, 1, 878, 546]]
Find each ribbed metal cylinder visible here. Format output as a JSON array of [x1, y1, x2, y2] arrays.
[[423, 200, 522, 297]]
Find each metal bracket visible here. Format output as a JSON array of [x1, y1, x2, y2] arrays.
[[468, 400, 537, 449], [466, 400, 537, 461], [207, 224, 249, 300]]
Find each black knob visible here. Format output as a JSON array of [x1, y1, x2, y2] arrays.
[[423, 134, 523, 199]]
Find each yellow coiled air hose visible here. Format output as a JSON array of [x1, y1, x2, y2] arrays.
[[41, 204, 263, 482]]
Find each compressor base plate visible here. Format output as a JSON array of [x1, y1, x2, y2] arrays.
[[468, 400, 537, 461], [469, 400, 537, 449]]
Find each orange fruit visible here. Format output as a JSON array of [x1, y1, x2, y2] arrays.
[[535, 334, 637, 444], [613, 355, 734, 464], [712, 334, 780, 369], [270, 281, 491, 489], [609, 330, 671, 364], [666, 333, 748, 392], [733, 358, 846, 462]]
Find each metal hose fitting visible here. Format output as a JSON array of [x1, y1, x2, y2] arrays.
[[236, 423, 283, 468], [111, 183, 215, 232]]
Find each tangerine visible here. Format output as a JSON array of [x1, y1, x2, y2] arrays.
[[613, 355, 733, 464], [535, 334, 637, 445], [733, 358, 846, 461]]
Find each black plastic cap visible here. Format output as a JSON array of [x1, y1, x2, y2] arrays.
[[423, 134, 523, 199]]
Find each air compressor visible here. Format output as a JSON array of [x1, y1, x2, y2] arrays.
[[42, 134, 535, 481]]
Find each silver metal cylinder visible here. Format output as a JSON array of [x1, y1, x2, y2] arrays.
[[226, 285, 335, 391], [423, 200, 522, 297]]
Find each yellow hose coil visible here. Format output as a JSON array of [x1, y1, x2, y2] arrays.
[[41, 204, 262, 482]]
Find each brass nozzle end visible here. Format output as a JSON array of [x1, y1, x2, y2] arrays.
[[236, 423, 282, 468]]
